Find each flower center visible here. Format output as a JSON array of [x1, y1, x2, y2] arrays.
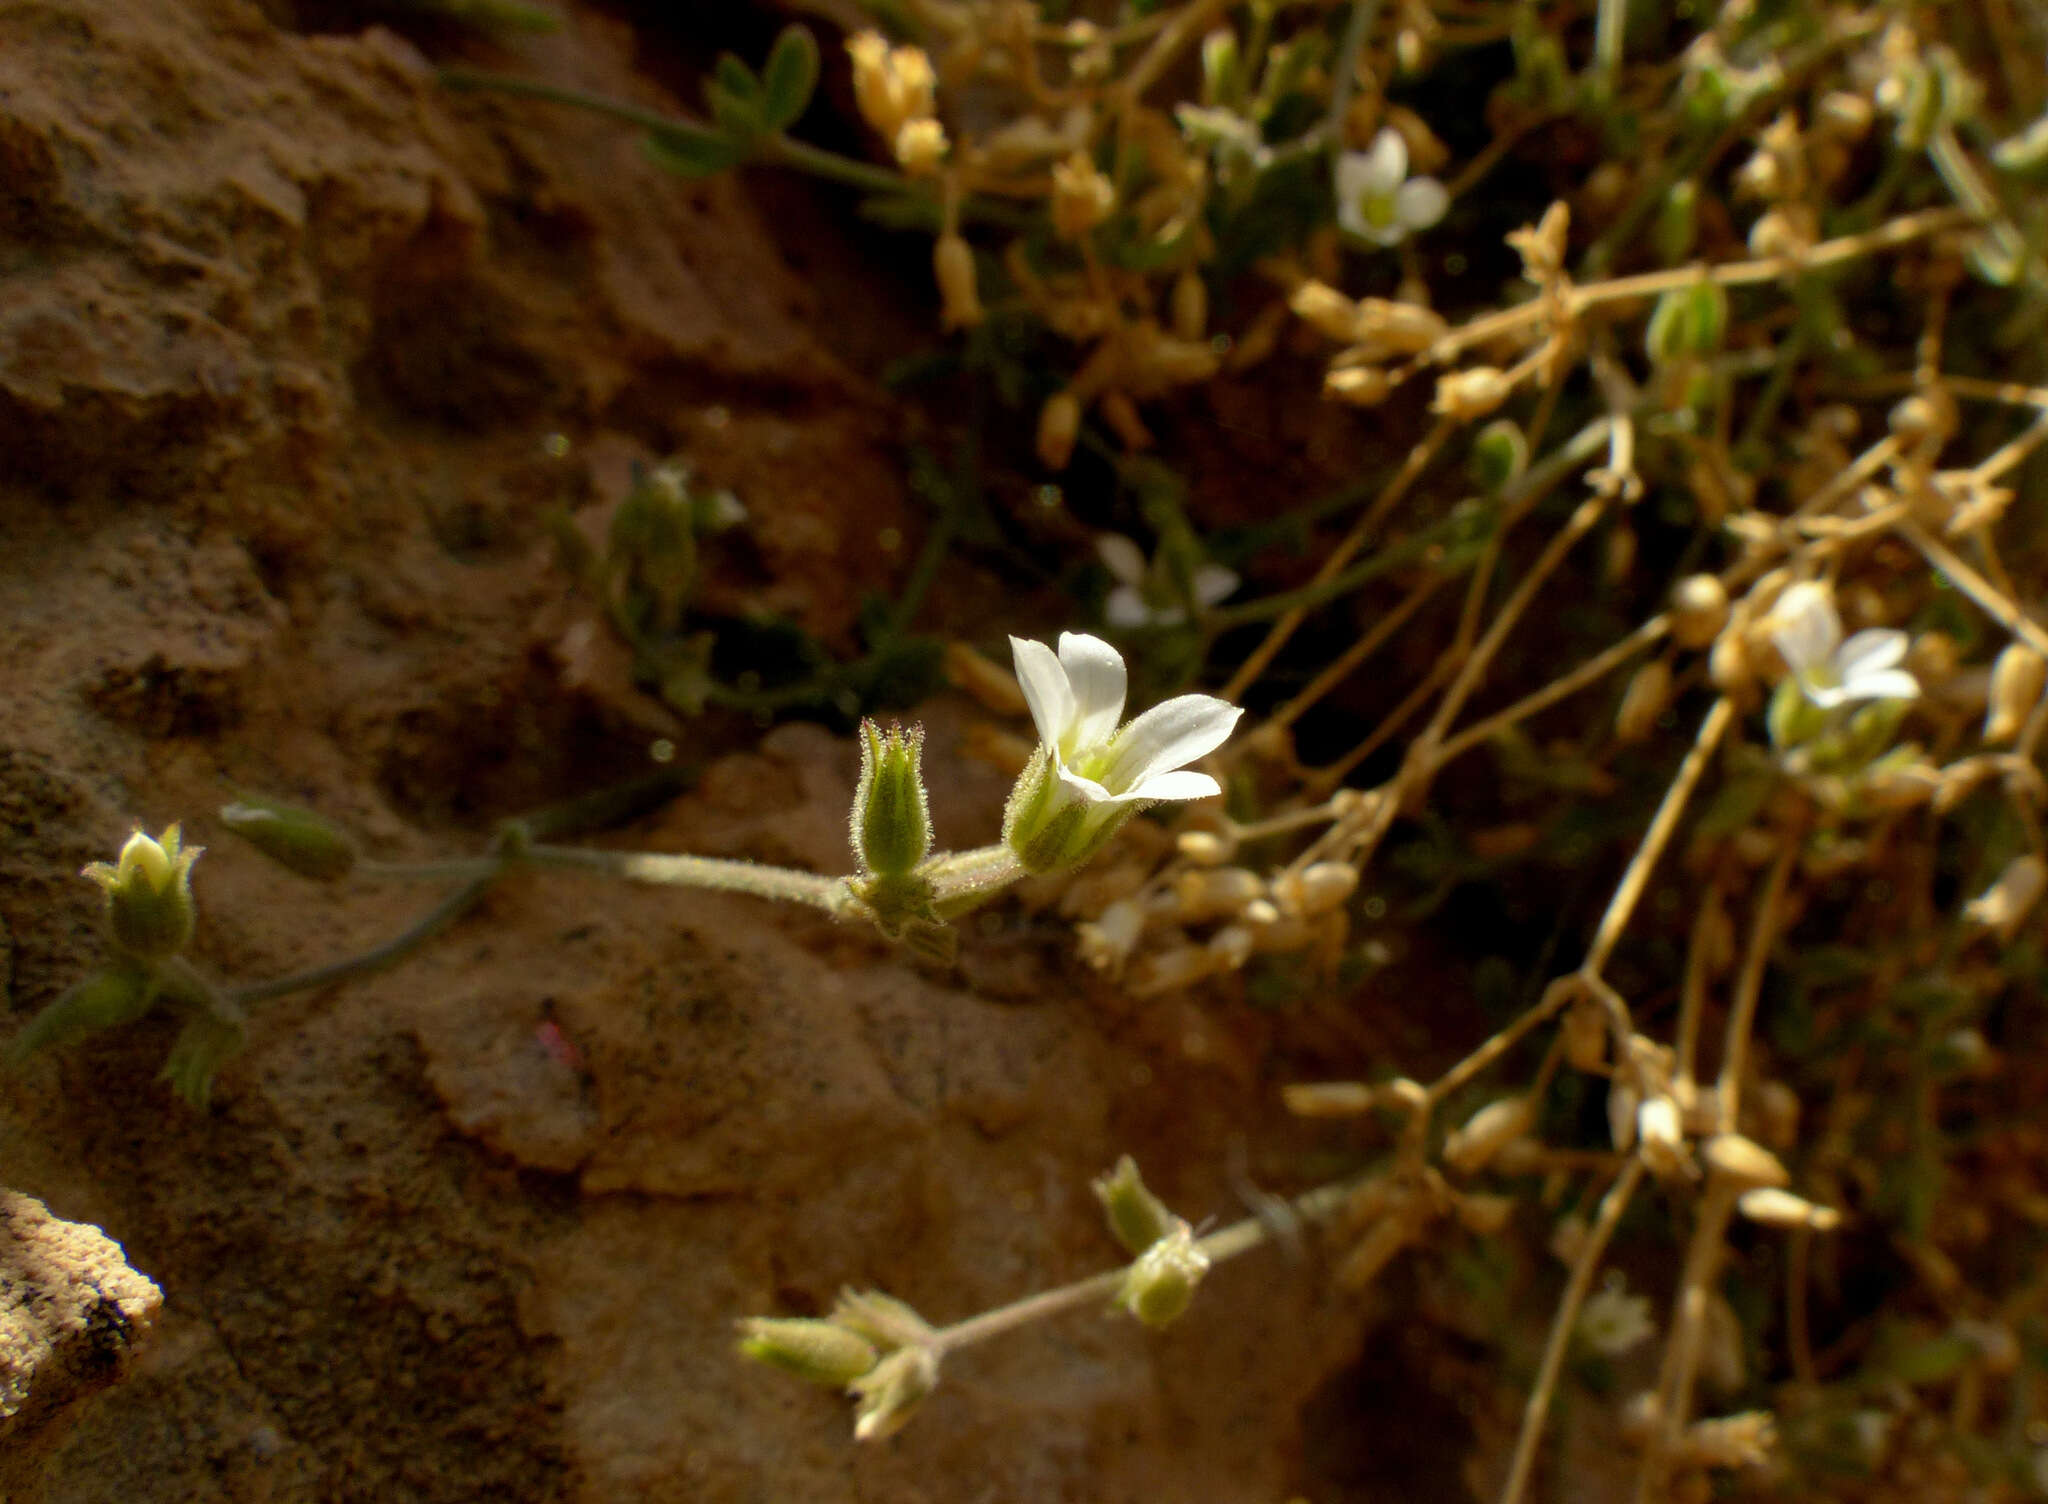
[[1358, 191, 1398, 229]]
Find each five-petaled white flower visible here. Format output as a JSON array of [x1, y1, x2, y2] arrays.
[[1098, 534, 1239, 629], [1003, 632, 1241, 872], [1335, 129, 1449, 247], [1770, 582, 1920, 708]]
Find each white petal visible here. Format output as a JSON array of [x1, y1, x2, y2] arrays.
[[1333, 150, 1375, 205], [1099, 694, 1242, 793], [1365, 128, 1408, 190], [1096, 533, 1149, 588], [1056, 764, 1125, 805], [1192, 564, 1240, 608], [1395, 176, 1449, 231], [1104, 586, 1153, 629], [1838, 668, 1920, 703], [1769, 583, 1840, 675], [1058, 632, 1128, 751], [1125, 768, 1222, 803], [1835, 629, 1908, 679], [1010, 635, 1075, 748]]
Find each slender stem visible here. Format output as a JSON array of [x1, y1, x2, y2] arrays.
[[227, 866, 506, 1007], [524, 843, 851, 913], [357, 857, 505, 883], [1270, 573, 1446, 729], [1635, 1180, 1742, 1502], [1715, 822, 1800, 1132], [1497, 1159, 1646, 1504], [928, 1176, 1359, 1357], [923, 844, 1027, 907], [1903, 523, 2048, 663], [1437, 614, 1671, 765], [1583, 698, 1736, 978]]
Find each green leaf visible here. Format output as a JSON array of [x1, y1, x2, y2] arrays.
[[705, 81, 763, 142], [714, 53, 760, 103], [641, 127, 747, 180], [759, 26, 820, 132]]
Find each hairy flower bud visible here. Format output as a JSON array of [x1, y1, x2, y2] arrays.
[[852, 721, 932, 879], [219, 797, 358, 881], [1984, 642, 2046, 744], [1092, 1154, 1177, 1255], [82, 826, 202, 961], [737, 1318, 880, 1387], [1114, 1221, 1210, 1328]]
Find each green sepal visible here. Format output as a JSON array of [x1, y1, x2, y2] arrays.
[[160, 1008, 247, 1110], [8, 965, 159, 1064]]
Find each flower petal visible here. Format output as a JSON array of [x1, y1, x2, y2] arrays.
[[1058, 632, 1128, 751], [1010, 635, 1075, 748], [1124, 768, 1222, 803], [1836, 628, 1908, 680], [1096, 533, 1149, 588], [1056, 764, 1127, 806], [1769, 582, 1840, 676], [1192, 564, 1240, 609], [1099, 694, 1242, 793], [1104, 585, 1153, 629], [1395, 176, 1449, 232], [1365, 128, 1407, 190], [1837, 668, 1920, 703], [1333, 150, 1374, 204]]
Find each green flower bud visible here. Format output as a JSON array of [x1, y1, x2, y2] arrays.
[[1646, 281, 1726, 366], [81, 826, 202, 960], [830, 1289, 934, 1352], [1200, 28, 1240, 108], [737, 1318, 879, 1387], [1092, 1155, 1176, 1255], [852, 721, 932, 879], [850, 1345, 939, 1441], [1000, 748, 1131, 876], [1654, 179, 1699, 264], [219, 798, 358, 881], [1114, 1222, 1210, 1329], [7, 963, 158, 1064], [1469, 420, 1528, 494]]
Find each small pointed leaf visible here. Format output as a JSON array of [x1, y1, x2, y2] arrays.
[[760, 26, 820, 131]]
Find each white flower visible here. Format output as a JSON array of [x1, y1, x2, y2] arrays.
[[1003, 632, 1242, 872], [1769, 582, 1920, 708], [1577, 1278, 1656, 1358], [1335, 130, 1449, 247], [1098, 534, 1239, 629]]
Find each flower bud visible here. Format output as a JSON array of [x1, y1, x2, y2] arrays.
[[1984, 642, 2046, 744], [1283, 1081, 1375, 1116], [82, 826, 202, 960], [1645, 281, 1726, 365], [1289, 281, 1361, 342], [1636, 1093, 1688, 1177], [219, 798, 357, 881], [1038, 390, 1081, 470], [1323, 366, 1392, 406], [1703, 1133, 1789, 1189], [1092, 1154, 1177, 1255], [934, 233, 984, 331], [1469, 420, 1528, 493], [1669, 573, 1729, 650], [1737, 1187, 1842, 1232], [1199, 28, 1239, 106], [1963, 854, 2045, 939], [1443, 1094, 1536, 1176], [1431, 366, 1511, 422], [852, 721, 932, 879], [831, 1289, 934, 1351], [737, 1317, 880, 1387], [851, 1345, 939, 1441], [1615, 659, 1673, 745], [1114, 1221, 1210, 1328], [1050, 151, 1115, 241], [1653, 179, 1699, 264]]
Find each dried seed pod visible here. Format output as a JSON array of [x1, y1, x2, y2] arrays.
[[1670, 574, 1730, 650], [1963, 853, 2046, 939], [1037, 390, 1081, 470], [1443, 1095, 1537, 1176], [933, 234, 983, 330], [1208, 924, 1254, 969], [1276, 861, 1359, 918], [1615, 659, 1674, 744], [1984, 642, 2046, 743], [1175, 830, 1233, 866], [1636, 1094, 1688, 1177], [1289, 280, 1362, 341], [1703, 1133, 1789, 1189], [1737, 1187, 1842, 1231], [1431, 367, 1511, 422], [1283, 1081, 1375, 1117], [1170, 867, 1265, 923], [1170, 268, 1207, 342], [1324, 366, 1392, 406]]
